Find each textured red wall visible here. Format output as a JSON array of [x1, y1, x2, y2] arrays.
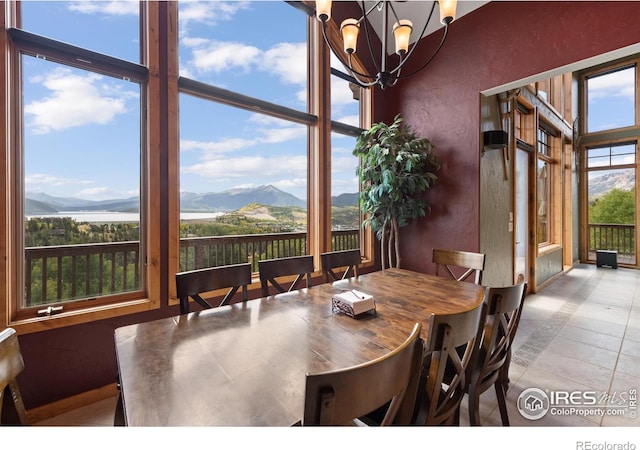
[[381, 1, 640, 273]]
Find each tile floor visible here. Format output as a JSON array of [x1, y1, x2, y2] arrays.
[[34, 263, 640, 427], [460, 263, 639, 427]]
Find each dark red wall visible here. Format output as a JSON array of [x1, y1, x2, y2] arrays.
[[380, 1, 640, 274]]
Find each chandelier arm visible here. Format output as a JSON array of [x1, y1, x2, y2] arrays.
[[346, 54, 382, 87], [359, 1, 383, 75], [320, 21, 377, 84], [361, 1, 383, 21], [387, 2, 404, 25], [389, 1, 437, 76], [396, 24, 449, 80]]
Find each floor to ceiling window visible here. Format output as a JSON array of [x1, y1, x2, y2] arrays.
[[6, 1, 151, 324], [536, 122, 560, 247], [581, 60, 639, 267], [329, 59, 363, 251], [2, 1, 371, 330], [176, 1, 367, 276]]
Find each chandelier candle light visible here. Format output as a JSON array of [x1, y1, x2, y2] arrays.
[[315, 0, 458, 89]]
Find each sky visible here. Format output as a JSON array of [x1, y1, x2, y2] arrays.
[[19, 1, 635, 203], [21, 0, 360, 203]]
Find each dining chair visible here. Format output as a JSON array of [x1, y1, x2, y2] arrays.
[[320, 249, 361, 283], [467, 275, 526, 426], [302, 322, 423, 426], [176, 263, 252, 314], [432, 248, 486, 284], [501, 274, 527, 393], [258, 255, 314, 297], [412, 301, 487, 425], [1, 328, 29, 425]]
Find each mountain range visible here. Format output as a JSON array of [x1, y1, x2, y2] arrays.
[[25, 185, 359, 215], [26, 171, 630, 216], [588, 170, 635, 199]]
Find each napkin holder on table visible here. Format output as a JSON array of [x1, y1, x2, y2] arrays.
[[331, 289, 376, 318]]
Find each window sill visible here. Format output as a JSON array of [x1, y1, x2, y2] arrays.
[[537, 243, 562, 258], [8, 297, 158, 335]]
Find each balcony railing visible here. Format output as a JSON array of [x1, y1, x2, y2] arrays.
[[25, 230, 360, 307], [25, 241, 141, 306], [588, 223, 635, 265]]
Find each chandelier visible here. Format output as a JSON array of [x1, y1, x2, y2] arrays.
[[315, 1, 458, 89]]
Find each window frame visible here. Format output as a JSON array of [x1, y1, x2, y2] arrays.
[[170, 2, 373, 308], [1, 1, 373, 331], [2, 2, 161, 332], [579, 57, 640, 267], [536, 120, 560, 250], [583, 61, 637, 135]]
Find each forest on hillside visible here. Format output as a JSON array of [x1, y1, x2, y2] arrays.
[[25, 204, 360, 247], [24, 204, 360, 305]]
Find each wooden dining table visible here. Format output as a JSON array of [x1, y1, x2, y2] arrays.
[[114, 268, 487, 426]]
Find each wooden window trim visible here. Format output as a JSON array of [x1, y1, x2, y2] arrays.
[[2, 2, 163, 333]]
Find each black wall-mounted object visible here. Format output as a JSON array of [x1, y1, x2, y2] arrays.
[[483, 130, 508, 149]]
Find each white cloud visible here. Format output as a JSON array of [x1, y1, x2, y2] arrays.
[[24, 174, 136, 200], [68, 1, 140, 16], [25, 68, 136, 134], [181, 137, 256, 154], [588, 68, 635, 100], [181, 36, 210, 48], [272, 178, 307, 191], [296, 87, 307, 104], [191, 41, 261, 73], [248, 114, 288, 126], [77, 186, 111, 197], [331, 74, 359, 107], [187, 39, 307, 84], [258, 126, 306, 145], [179, 1, 250, 32], [262, 42, 307, 85], [335, 114, 360, 127], [182, 154, 307, 180], [25, 173, 92, 188], [181, 119, 306, 159]]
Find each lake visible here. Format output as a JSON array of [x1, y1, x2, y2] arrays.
[[26, 211, 225, 223]]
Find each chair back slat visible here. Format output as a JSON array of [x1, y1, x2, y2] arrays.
[[467, 276, 526, 425], [176, 263, 252, 314], [258, 255, 314, 297], [320, 249, 361, 283], [413, 300, 487, 425], [303, 323, 423, 426], [433, 249, 485, 284]]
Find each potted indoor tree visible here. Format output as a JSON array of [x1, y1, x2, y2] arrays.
[[353, 114, 440, 269]]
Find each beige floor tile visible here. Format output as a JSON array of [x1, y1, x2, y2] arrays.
[[587, 295, 634, 308], [563, 316, 627, 339], [527, 350, 614, 392], [624, 326, 640, 343], [557, 325, 623, 352], [571, 303, 631, 328], [615, 353, 640, 379], [620, 336, 640, 356], [545, 335, 619, 370]]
